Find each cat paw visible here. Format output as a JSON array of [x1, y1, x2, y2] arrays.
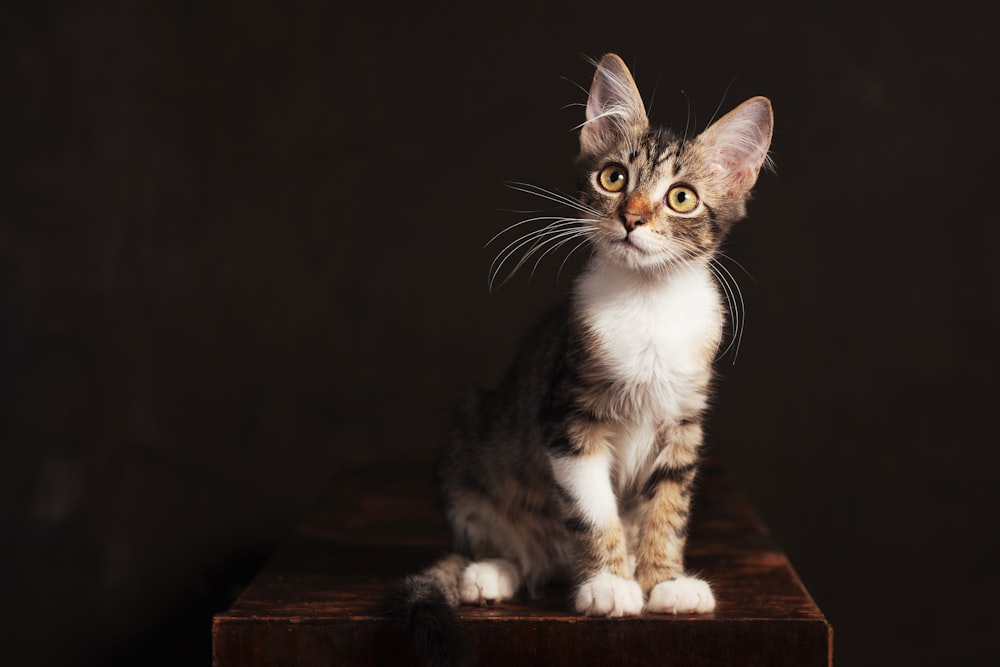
[[459, 559, 520, 605], [575, 571, 644, 617], [646, 575, 716, 614]]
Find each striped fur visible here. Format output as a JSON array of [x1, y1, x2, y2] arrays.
[[392, 54, 773, 663]]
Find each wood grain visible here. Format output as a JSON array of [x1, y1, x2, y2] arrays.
[[212, 458, 832, 666]]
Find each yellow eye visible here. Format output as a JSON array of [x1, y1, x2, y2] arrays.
[[598, 164, 628, 193], [666, 185, 699, 213]]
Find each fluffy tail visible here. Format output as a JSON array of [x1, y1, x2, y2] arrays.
[[387, 554, 472, 667]]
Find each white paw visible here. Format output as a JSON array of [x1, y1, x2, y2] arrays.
[[646, 575, 716, 614], [575, 571, 644, 617], [459, 559, 520, 605]]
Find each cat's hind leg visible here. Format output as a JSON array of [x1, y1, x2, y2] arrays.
[[459, 558, 521, 606]]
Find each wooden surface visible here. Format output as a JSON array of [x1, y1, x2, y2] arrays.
[[212, 459, 832, 666]]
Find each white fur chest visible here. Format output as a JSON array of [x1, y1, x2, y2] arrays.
[[575, 263, 722, 490], [575, 263, 722, 422]]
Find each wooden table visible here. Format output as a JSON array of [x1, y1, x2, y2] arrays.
[[212, 458, 832, 666]]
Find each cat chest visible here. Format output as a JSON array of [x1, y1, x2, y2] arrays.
[[578, 274, 721, 420]]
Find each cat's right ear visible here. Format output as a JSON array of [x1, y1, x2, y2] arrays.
[[580, 54, 648, 155]]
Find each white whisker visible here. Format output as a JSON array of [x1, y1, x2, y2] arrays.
[[714, 250, 758, 285], [488, 219, 595, 292], [681, 90, 692, 144], [485, 215, 586, 249], [705, 74, 740, 131], [510, 226, 593, 286], [506, 182, 603, 217], [707, 262, 739, 361], [486, 179, 608, 291], [649, 234, 746, 364], [557, 236, 596, 281], [708, 257, 746, 363], [527, 228, 597, 281]]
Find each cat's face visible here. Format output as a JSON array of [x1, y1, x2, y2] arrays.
[[577, 55, 773, 275], [577, 127, 723, 272]]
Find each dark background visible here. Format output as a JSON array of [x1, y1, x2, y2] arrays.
[[3, 1, 997, 665]]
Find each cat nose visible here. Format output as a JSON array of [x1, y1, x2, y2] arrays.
[[622, 211, 646, 232]]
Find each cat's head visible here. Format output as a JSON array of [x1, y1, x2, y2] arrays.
[[577, 54, 773, 274]]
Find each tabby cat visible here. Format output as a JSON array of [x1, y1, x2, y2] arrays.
[[392, 53, 773, 663]]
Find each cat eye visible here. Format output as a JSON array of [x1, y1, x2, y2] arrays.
[[665, 185, 699, 213], [597, 164, 628, 193]]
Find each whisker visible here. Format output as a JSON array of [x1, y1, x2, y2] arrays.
[[714, 250, 758, 286], [485, 215, 589, 249], [557, 236, 594, 282], [709, 257, 746, 363], [515, 226, 593, 280], [506, 182, 603, 217], [491, 229, 582, 291], [705, 73, 741, 130], [707, 261, 740, 361], [488, 220, 593, 291], [526, 228, 596, 281], [651, 235, 746, 363], [682, 90, 692, 144], [486, 178, 610, 291], [497, 205, 566, 215], [560, 75, 590, 99], [489, 218, 589, 263]]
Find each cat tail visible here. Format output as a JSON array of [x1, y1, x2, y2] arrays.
[[387, 553, 472, 667]]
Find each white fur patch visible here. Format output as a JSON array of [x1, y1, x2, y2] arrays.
[[576, 263, 720, 487], [646, 575, 716, 614], [578, 263, 719, 395], [609, 420, 657, 493], [549, 452, 618, 527], [575, 571, 644, 617], [460, 558, 521, 605]]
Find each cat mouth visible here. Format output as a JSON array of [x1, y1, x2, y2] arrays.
[[613, 236, 645, 253]]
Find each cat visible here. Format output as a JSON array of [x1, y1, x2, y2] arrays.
[[391, 53, 773, 665]]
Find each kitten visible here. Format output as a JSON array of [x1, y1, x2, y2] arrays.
[[392, 53, 773, 663]]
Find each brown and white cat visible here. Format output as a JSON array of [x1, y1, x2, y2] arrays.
[[392, 53, 773, 662]]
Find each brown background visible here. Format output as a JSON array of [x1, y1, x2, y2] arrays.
[[2, 2, 997, 665]]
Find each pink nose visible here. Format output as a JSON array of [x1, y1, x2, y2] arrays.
[[622, 211, 646, 232]]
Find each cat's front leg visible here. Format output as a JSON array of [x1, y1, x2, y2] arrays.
[[634, 419, 716, 614], [548, 446, 643, 617]]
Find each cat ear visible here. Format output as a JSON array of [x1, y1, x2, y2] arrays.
[[580, 54, 648, 155], [697, 96, 774, 195]]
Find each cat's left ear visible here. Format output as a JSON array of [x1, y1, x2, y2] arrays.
[[697, 97, 774, 195], [580, 54, 648, 155]]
